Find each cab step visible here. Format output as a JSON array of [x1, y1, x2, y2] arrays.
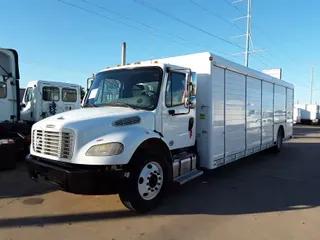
[[173, 169, 203, 185]]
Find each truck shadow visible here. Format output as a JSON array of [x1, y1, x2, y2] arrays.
[[0, 139, 319, 228], [0, 161, 54, 199]]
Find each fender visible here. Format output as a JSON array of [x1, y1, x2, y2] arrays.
[[74, 127, 167, 166]]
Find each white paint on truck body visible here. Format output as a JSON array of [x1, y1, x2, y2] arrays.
[[30, 52, 294, 170], [156, 52, 293, 169], [294, 104, 320, 123]]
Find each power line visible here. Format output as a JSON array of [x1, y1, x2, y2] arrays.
[[79, 0, 223, 55], [222, 0, 242, 12], [56, 0, 194, 50], [188, 0, 247, 36], [223, 0, 292, 68], [133, 0, 244, 50], [56, 0, 248, 64], [57, 0, 241, 57], [188, 0, 235, 28], [252, 26, 302, 66], [57, 0, 244, 60]]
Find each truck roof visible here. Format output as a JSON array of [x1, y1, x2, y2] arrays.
[[99, 52, 294, 89], [158, 52, 294, 89], [25, 80, 80, 88]]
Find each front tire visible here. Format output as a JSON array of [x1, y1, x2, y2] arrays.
[[119, 154, 168, 213]]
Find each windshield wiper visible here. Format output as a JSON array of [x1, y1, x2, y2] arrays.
[[102, 101, 140, 110]]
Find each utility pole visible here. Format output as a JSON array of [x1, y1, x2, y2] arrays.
[[310, 65, 314, 104], [230, 0, 264, 67], [121, 42, 127, 66], [244, 0, 252, 67]]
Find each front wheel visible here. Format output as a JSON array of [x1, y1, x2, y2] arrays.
[[119, 154, 168, 213]]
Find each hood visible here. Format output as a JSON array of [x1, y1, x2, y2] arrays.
[[33, 107, 156, 142], [33, 107, 154, 130]]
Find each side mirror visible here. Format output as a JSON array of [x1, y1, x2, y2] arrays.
[[87, 77, 94, 91], [20, 103, 26, 109], [185, 96, 196, 109], [190, 72, 197, 96]]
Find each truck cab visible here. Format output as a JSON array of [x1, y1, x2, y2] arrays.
[[0, 48, 31, 169], [0, 48, 20, 124], [27, 62, 198, 212], [21, 80, 81, 123]]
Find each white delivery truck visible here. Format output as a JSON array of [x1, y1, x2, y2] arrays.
[[21, 80, 81, 123], [27, 52, 294, 212], [294, 104, 319, 124], [293, 106, 301, 124], [305, 104, 320, 124], [0, 48, 30, 169]]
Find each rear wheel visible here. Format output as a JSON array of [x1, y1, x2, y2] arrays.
[[119, 154, 168, 213], [273, 128, 284, 153]]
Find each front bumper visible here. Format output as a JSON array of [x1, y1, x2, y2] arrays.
[[26, 155, 125, 195]]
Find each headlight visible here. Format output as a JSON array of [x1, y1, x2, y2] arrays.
[[86, 142, 124, 156]]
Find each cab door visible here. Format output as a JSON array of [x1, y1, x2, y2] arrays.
[[20, 86, 35, 122], [0, 49, 18, 122], [162, 71, 196, 150]]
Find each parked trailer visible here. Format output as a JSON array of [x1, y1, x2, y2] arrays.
[[0, 48, 30, 170], [27, 52, 294, 212], [21, 80, 81, 123], [293, 106, 301, 124], [294, 104, 320, 124]]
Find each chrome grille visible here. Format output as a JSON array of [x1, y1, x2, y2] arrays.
[[32, 130, 74, 159]]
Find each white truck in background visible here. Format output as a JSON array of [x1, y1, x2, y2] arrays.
[[21, 80, 81, 123], [293, 106, 301, 124], [294, 104, 320, 124], [27, 52, 294, 212]]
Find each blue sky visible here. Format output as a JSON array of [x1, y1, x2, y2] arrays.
[[1, 0, 319, 103]]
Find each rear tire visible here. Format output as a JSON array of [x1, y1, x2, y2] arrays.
[[273, 128, 284, 153], [119, 153, 169, 213]]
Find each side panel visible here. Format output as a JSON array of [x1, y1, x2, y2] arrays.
[[208, 66, 225, 164], [262, 81, 274, 144], [286, 88, 293, 137], [196, 67, 214, 169], [246, 77, 262, 150], [225, 70, 245, 161], [274, 85, 286, 137]]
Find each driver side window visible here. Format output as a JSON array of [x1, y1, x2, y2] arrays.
[[165, 72, 186, 107], [24, 87, 33, 103]]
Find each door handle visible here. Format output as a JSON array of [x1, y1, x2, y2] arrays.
[[168, 110, 175, 116]]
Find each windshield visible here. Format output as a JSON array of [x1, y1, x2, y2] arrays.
[[85, 67, 163, 110]]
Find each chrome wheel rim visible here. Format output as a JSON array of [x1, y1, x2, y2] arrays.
[[138, 161, 164, 200]]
